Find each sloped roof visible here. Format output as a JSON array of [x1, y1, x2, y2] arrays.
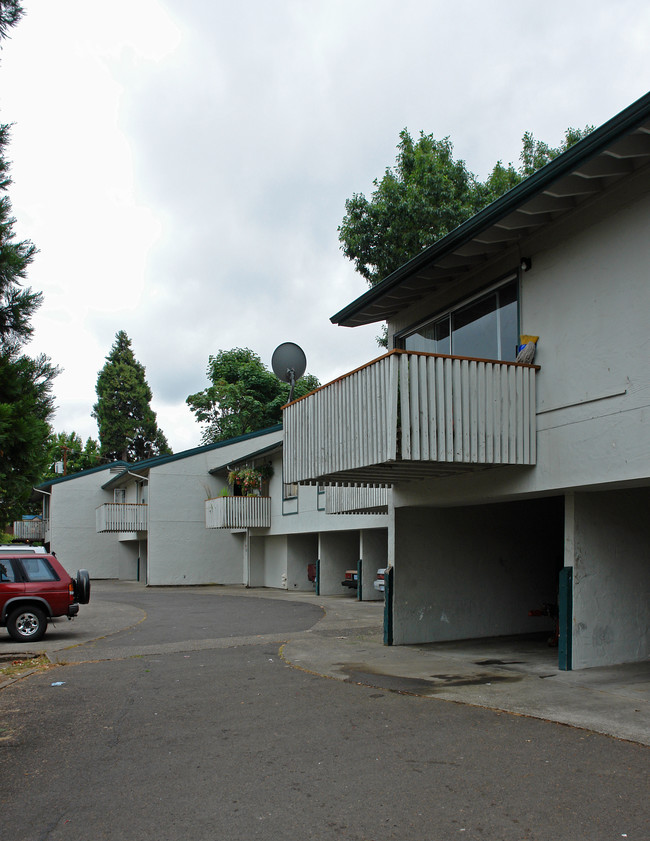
[[208, 440, 283, 476], [332, 91, 650, 328], [35, 461, 129, 491], [101, 425, 283, 489]]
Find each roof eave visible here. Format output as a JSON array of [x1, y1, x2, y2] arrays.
[[331, 90, 650, 327]]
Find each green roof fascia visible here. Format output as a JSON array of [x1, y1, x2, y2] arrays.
[[35, 460, 130, 491], [101, 424, 283, 489], [331, 90, 650, 326]]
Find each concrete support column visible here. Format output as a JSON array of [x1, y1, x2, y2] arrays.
[[359, 529, 387, 601], [568, 489, 650, 669]]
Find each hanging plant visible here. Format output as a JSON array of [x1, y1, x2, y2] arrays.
[[227, 464, 273, 495]]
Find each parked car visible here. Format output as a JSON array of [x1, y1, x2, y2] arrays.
[[0, 552, 90, 642], [0, 545, 46, 553], [341, 569, 358, 589], [373, 568, 387, 593]]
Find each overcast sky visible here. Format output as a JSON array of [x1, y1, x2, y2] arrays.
[[1, 0, 648, 453]]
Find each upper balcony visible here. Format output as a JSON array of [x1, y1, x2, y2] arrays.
[[283, 350, 538, 486], [205, 496, 271, 530], [96, 503, 148, 533]]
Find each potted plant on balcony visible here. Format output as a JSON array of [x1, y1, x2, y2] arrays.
[[227, 464, 273, 496]]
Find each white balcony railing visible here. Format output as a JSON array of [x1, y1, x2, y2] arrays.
[[12, 519, 46, 540], [325, 485, 389, 514], [283, 350, 537, 486], [96, 503, 148, 533], [205, 496, 271, 530]]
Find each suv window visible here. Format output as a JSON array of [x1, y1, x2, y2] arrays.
[[0, 561, 17, 582], [20, 557, 59, 582]]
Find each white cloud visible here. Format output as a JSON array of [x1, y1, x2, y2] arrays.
[[1, 0, 649, 452]]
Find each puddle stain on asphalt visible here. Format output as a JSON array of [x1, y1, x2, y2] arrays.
[[337, 662, 523, 694]]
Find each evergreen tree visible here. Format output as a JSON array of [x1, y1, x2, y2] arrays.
[[93, 331, 171, 462], [0, 2, 58, 526]]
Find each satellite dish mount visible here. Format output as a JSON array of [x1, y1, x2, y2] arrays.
[[271, 342, 307, 403]]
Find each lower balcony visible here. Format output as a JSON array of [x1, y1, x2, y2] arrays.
[[283, 350, 538, 486], [205, 496, 271, 530], [325, 485, 389, 514], [12, 518, 46, 541], [96, 503, 148, 533]]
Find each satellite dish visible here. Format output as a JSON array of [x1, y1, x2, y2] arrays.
[[271, 342, 307, 403]]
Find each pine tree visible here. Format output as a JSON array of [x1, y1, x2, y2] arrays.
[[0, 2, 58, 526], [92, 331, 172, 462]]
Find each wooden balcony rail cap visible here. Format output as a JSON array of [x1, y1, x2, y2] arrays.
[[282, 349, 540, 409]]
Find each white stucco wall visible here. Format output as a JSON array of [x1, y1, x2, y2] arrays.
[[266, 453, 389, 535], [391, 173, 650, 508], [141, 428, 283, 586], [318, 531, 361, 596], [392, 499, 563, 645], [568, 489, 650, 669], [46, 466, 131, 579], [286, 533, 318, 591], [146, 452, 246, 586]]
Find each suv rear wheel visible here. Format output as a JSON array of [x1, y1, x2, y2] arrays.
[[7, 605, 48, 642]]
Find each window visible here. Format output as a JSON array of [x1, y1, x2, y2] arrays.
[[0, 561, 17, 582], [283, 482, 298, 500], [20, 557, 59, 582], [114, 488, 126, 503], [400, 278, 518, 362]]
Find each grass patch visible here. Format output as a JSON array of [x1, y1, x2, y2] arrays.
[[0, 654, 52, 680]]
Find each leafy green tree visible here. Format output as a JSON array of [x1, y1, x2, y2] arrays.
[[339, 125, 594, 289], [0, 2, 59, 526], [92, 331, 171, 462], [519, 127, 594, 177], [187, 347, 320, 444], [41, 431, 102, 480]]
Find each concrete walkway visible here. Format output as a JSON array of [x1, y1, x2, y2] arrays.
[[2, 582, 648, 746], [231, 587, 650, 746]]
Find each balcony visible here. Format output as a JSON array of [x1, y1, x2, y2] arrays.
[[283, 350, 538, 486], [12, 518, 46, 541], [96, 503, 148, 533], [325, 485, 389, 514], [205, 496, 271, 530]]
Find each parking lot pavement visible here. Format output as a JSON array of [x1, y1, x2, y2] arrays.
[[1, 580, 648, 745]]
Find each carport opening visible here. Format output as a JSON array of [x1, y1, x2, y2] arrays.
[[393, 495, 565, 653]]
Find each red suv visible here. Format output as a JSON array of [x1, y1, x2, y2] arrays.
[[0, 551, 90, 643]]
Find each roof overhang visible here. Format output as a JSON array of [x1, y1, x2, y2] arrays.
[[332, 91, 650, 328], [208, 441, 283, 476]]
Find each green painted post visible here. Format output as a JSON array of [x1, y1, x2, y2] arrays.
[[357, 558, 362, 601], [558, 566, 573, 671], [383, 566, 393, 646]]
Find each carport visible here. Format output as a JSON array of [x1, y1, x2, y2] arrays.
[[390, 496, 565, 657]]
